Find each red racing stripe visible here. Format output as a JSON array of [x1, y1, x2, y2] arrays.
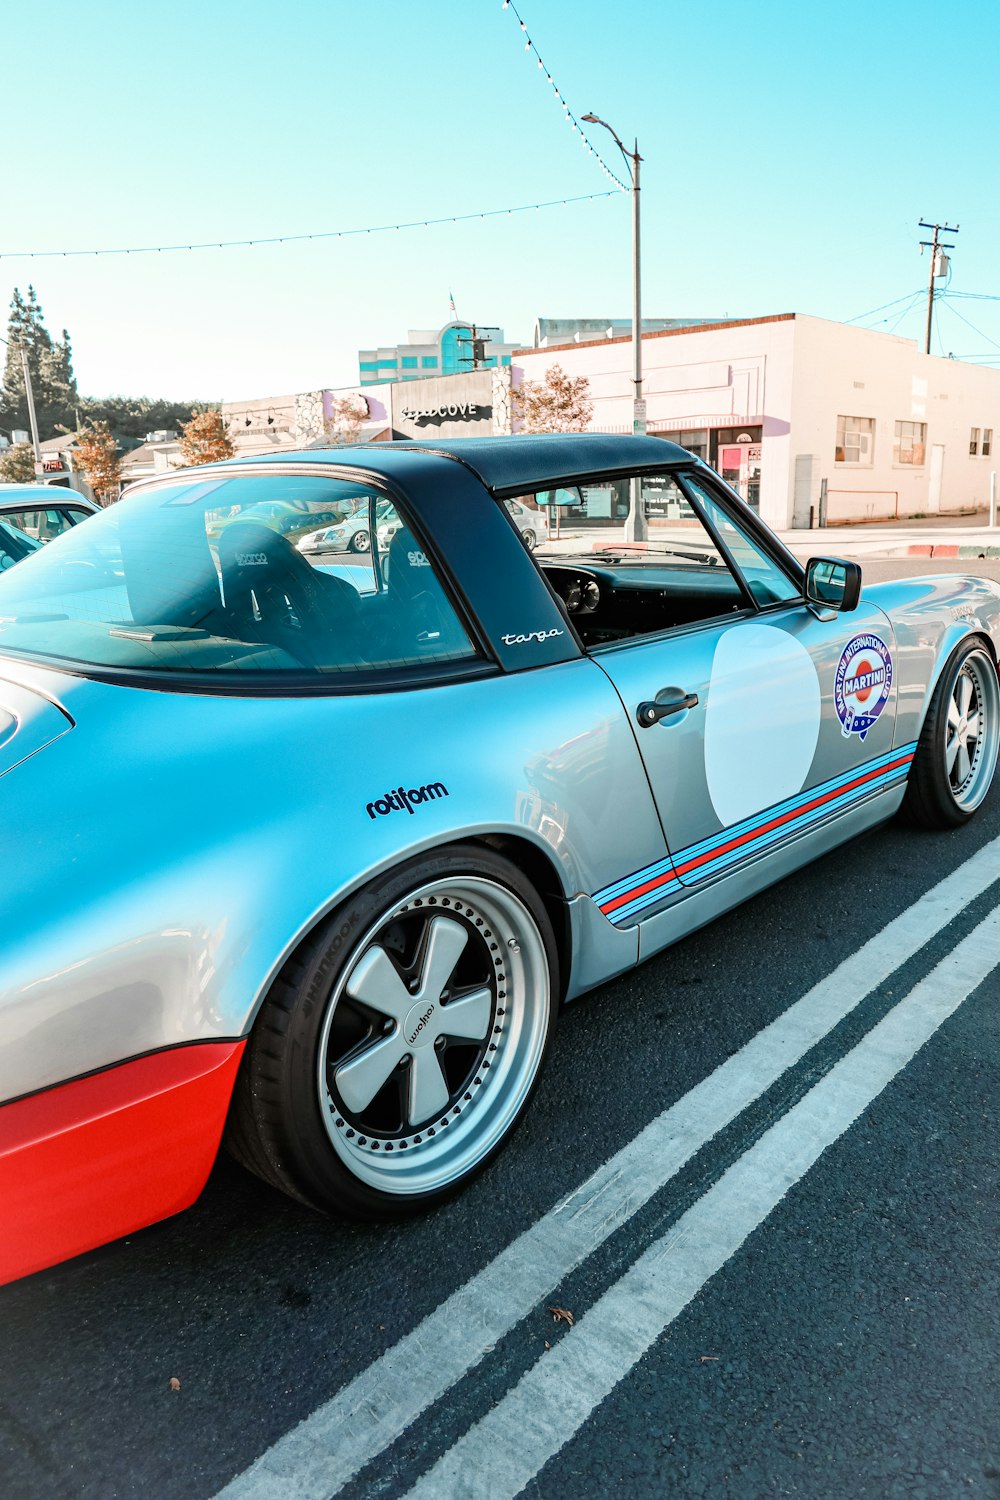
[[601, 753, 915, 914], [600, 868, 679, 916], [0, 1040, 245, 1285], [675, 754, 914, 880]]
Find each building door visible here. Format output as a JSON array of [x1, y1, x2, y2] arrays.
[[718, 442, 762, 510]]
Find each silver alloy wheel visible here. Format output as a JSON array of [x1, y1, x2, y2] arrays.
[[316, 874, 550, 1194], [351, 529, 371, 553], [944, 647, 999, 811]]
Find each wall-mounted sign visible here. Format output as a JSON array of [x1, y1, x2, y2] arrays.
[[399, 401, 489, 425], [736, 432, 754, 443]]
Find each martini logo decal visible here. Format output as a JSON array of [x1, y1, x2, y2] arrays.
[[834, 634, 893, 740]]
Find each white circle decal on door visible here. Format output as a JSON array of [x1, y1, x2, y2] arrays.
[[704, 622, 822, 828]]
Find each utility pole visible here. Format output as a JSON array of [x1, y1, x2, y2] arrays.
[[457, 325, 487, 370], [18, 343, 42, 468], [918, 219, 959, 355]]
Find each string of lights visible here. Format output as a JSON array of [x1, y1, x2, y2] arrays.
[[500, 0, 628, 192], [0, 190, 619, 261]]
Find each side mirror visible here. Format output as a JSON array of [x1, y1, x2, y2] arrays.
[[804, 556, 862, 613]]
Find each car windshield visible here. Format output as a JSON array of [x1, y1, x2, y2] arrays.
[[0, 471, 477, 685]]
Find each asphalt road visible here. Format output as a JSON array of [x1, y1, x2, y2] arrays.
[[2, 559, 999, 1500]]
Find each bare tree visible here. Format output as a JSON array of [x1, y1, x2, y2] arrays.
[[512, 363, 593, 433], [323, 393, 369, 446]]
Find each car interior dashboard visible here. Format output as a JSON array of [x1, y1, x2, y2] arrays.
[[540, 558, 748, 646]]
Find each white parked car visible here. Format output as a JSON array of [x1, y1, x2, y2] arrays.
[[298, 500, 394, 555], [504, 497, 548, 550]]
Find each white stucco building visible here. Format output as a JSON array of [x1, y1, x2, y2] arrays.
[[511, 314, 1000, 530]]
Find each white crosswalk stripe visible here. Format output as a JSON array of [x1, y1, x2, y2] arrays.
[[215, 836, 1000, 1500], [401, 904, 1000, 1499]]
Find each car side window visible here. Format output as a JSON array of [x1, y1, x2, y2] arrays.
[[0, 475, 481, 683], [537, 474, 752, 649], [213, 492, 479, 674], [679, 475, 801, 606], [3, 507, 82, 542]]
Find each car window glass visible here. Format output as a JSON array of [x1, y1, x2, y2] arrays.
[[0, 475, 479, 684], [0, 518, 41, 569], [679, 475, 800, 606], [536, 473, 750, 649], [2, 506, 84, 542]]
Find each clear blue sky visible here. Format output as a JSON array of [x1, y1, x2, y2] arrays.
[[5, 0, 1000, 402]]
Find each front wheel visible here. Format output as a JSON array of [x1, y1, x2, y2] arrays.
[[903, 638, 1000, 827], [226, 847, 558, 1218], [349, 529, 371, 553]]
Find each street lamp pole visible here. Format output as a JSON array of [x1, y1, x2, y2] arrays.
[[582, 113, 645, 540], [0, 331, 42, 472], [19, 343, 42, 469]]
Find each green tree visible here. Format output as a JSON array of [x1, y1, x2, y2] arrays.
[[78, 395, 216, 445], [0, 443, 36, 483], [0, 286, 78, 441]]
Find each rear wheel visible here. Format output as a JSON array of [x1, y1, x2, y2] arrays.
[[903, 638, 1000, 827], [349, 529, 371, 553], [521, 528, 537, 551], [226, 846, 558, 1218]]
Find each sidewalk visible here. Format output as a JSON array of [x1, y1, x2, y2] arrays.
[[542, 509, 1000, 563]]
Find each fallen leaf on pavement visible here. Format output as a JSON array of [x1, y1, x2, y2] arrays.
[[548, 1306, 575, 1327], [169, 1377, 181, 1391]]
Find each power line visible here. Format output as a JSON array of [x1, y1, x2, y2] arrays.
[[885, 291, 926, 336], [844, 290, 926, 325], [936, 295, 1000, 354], [0, 190, 619, 261], [500, 1, 628, 191]]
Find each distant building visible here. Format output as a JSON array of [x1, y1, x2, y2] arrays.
[[220, 390, 389, 457], [512, 313, 1000, 528], [532, 316, 720, 347], [119, 431, 183, 488], [358, 321, 521, 387]]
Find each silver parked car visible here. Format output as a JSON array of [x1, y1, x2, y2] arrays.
[[0, 433, 997, 1283], [297, 498, 394, 554]]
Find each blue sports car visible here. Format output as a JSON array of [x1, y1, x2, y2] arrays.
[[0, 434, 996, 1282]]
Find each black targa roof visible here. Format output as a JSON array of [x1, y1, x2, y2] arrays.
[[226, 433, 693, 497]]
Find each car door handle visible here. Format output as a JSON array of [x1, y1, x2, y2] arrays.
[[636, 691, 699, 727]]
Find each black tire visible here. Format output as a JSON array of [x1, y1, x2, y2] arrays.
[[349, 530, 371, 553], [521, 528, 537, 551], [226, 846, 558, 1220], [902, 637, 1000, 828]]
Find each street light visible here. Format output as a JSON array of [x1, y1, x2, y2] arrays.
[[582, 112, 645, 541]]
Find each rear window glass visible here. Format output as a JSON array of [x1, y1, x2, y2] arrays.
[[0, 472, 478, 685]]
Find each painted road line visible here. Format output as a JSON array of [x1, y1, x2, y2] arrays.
[[402, 904, 1000, 1500], [214, 836, 1000, 1500]]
